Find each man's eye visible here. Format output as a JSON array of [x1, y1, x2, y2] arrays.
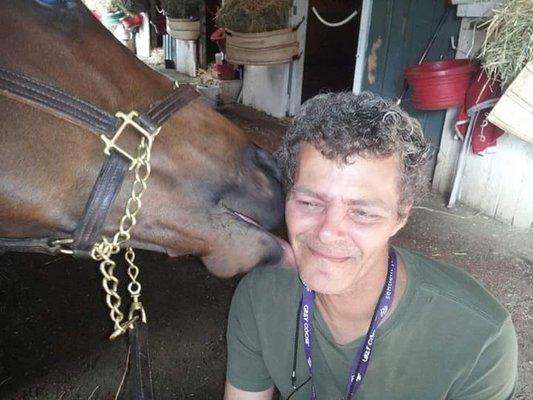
[[352, 209, 378, 219], [297, 200, 321, 209]]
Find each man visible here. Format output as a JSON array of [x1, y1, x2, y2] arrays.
[[224, 92, 517, 400]]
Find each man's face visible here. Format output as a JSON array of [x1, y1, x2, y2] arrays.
[[285, 143, 409, 295]]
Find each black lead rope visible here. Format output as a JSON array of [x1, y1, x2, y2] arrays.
[[127, 322, 155, 400]]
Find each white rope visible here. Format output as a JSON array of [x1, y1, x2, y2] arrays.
[[311, 6, 358, 28]]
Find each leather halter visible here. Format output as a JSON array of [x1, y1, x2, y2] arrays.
[[0, 65, 199, 257]]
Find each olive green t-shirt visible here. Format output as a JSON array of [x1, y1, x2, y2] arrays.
[[226, 248, 518, 399]]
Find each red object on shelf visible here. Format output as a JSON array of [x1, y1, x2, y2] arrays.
[[455, 70, 504, 154], [404, 59, 476, 110], [122, 14, 143, 29], [213, 63, 234, 80], [151, 14, 167, 35], [91, 10, 101, 21], [210, 27, 226, 52]]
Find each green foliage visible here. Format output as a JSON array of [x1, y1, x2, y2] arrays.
[[118, 0, 150, 14], [85, 0, 148, 14], [215, 0, 291, 33], [161, 0, 202, 19], [479, 0, 533, 88]]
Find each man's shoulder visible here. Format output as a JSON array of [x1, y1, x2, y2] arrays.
[[399, 247, 509, 328], [234, 264, 301, 310], [240, 264, 300, 290]]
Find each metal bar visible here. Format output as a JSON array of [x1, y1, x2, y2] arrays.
[[447, 111, 477, 208], [397, 6, 453, 105]]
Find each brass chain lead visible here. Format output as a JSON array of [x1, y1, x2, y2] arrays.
[[91, 123, 158, 340]]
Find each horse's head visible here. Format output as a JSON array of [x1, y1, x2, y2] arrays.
[[137, 102, 286, 277], [0, 0, 287, 277]]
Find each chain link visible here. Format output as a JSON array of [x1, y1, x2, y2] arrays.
[[91, 131, 156, 340]]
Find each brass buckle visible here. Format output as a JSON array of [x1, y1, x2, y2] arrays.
[[49, 238, 75, 255], [100, 111, 161, 169]]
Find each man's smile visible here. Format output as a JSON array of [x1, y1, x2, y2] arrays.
[[306, 245, 351, 263]]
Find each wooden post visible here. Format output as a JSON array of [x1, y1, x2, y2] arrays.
[[198, 2, 207, 69], [135, 12, 151, 58]]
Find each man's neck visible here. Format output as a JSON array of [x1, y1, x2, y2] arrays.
[[315, 252, 407, 345]]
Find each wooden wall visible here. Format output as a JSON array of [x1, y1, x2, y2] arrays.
[[360, 0, 461, 174], [432, 18, 533, 230]]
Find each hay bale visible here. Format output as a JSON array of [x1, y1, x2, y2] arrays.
[[215, 0, 291, 33]]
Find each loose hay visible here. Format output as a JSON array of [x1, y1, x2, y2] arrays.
[[478, 0, 533, 89], [215, 0, 291, 33]]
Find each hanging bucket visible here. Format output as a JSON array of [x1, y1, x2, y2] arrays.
[[225, 28, 299, 66], [405, 60, 476, 110], [121, 14, 143, 29], [166, 18, 200, 40]]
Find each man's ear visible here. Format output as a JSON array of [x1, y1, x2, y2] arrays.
[[391, 204, 412, 237]]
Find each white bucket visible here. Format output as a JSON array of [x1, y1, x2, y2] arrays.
[[225, 28, 299, 65], [166, 18, 200, 40]]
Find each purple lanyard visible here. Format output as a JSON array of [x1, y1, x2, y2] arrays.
[[301, 249, 397, 400]]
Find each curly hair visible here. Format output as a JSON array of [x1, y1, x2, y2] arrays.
[[275, 91, 430, 212]]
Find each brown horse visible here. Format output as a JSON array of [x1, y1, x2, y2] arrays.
[[0, 0, 287, 277]]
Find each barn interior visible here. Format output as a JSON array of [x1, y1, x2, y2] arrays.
[[0, 105, 531, 399]]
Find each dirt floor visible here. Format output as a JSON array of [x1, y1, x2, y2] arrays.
[[0, 104, 531, 399]]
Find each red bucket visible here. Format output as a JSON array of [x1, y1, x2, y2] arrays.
[[405, 60, 476, 110], [122, 14, 143, 29]]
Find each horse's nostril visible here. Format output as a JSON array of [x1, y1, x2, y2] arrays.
[[253, 147, 282, 184]]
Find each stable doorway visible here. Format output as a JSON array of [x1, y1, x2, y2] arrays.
[[301, 0, 362, 101]]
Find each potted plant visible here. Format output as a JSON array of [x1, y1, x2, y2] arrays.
[[215, 0, 298, 65], [161, 0, 202, 40], [479, 0, 533, 143], [87, 0, 126, 26], [85, 0, 147, 25], [84, 0, 147, 51]]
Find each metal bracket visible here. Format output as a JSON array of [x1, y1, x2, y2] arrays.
[[100, 111, 161, 169], [49, 237, 75, 255]]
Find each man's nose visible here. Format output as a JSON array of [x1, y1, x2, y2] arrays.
[[317, 207, 346, 245]]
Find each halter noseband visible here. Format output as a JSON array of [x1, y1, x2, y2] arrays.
[[0, 65, 199, 256]]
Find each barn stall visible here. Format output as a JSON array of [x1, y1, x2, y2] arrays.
[[0, 0, 532, 398]]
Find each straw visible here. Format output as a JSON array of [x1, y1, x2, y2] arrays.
[[215, 0, 291, 33], [478, 0, 533, 89], [84, 0, 148, 15], [160, 0, 201, 19]]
